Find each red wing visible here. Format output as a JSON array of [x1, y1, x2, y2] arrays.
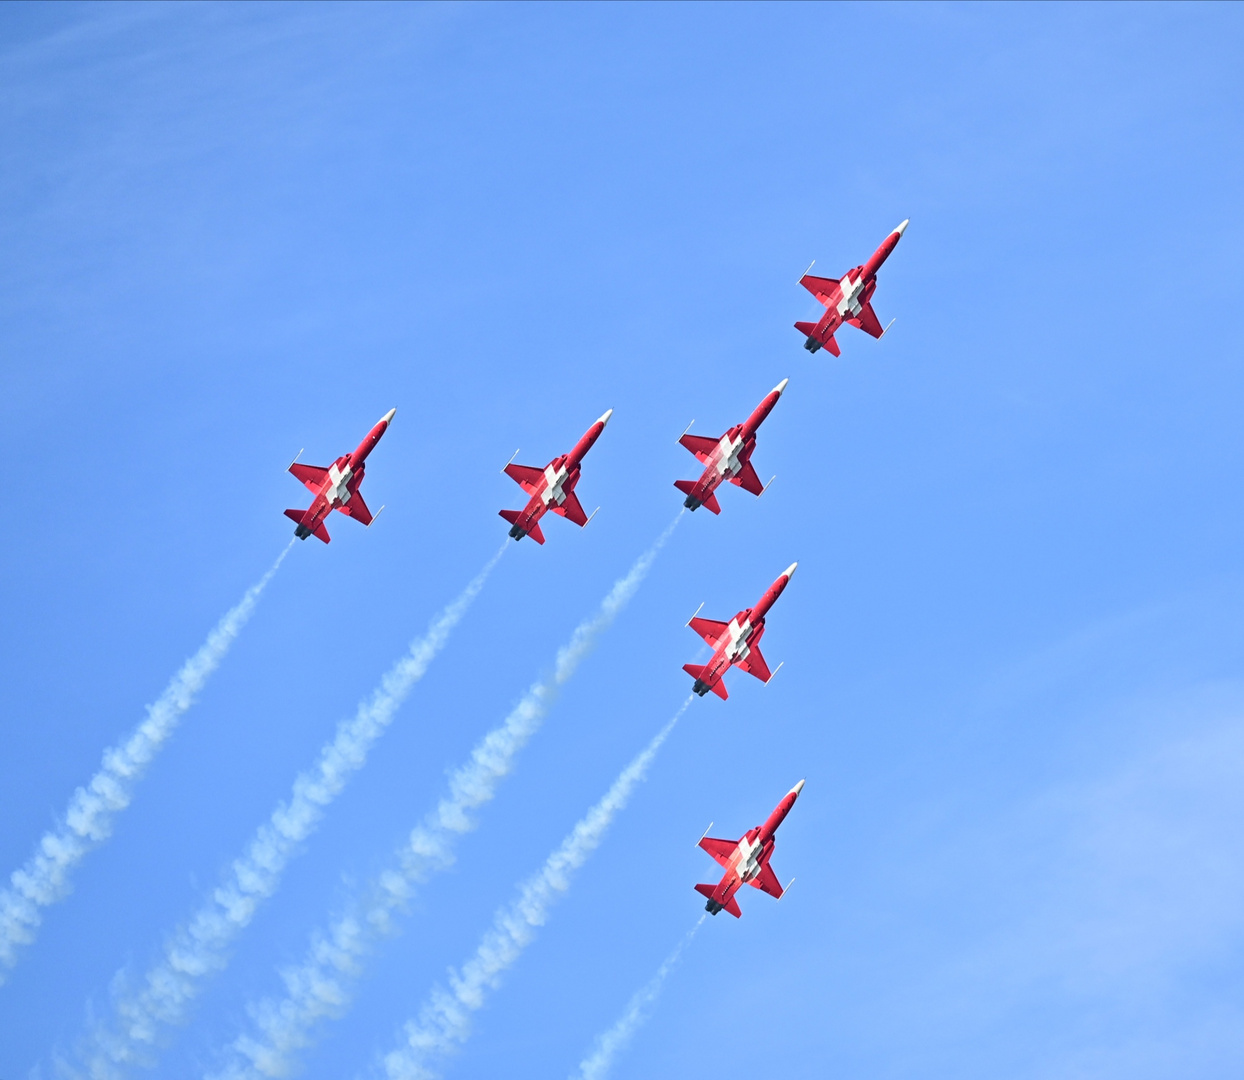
[[848, 300, 885, 338], [679, 433, 721, 464], [748, 861, 784, 898], [736, 642, 772, 682], [290, 462, 329, 494], [504, 463, 546, 495], [730, 460, 765, 496], [798, 273, 841, 305], [550, 489, 589, 526], [339, 489, 373, 525], [689, 617, 731, 648], [698, 836, 738, 869]]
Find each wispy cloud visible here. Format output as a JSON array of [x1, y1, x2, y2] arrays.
[[572, 915, 704, 1080], [211, 513, 682, 1080], [0, 543, 292, 984], [382, 699, 691, 1080], [78, 544, 506, 1078]]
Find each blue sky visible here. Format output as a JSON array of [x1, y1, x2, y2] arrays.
[[2, 1, 1243, 1077]]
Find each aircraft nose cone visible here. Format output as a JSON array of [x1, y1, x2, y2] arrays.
[[790, 779, 806, 796], [381, 407, 397, 424], [598, 408, 614, 426], [782, 561, 798, 580], [895, 219, 910, 236], [774, 377, 790, 395]]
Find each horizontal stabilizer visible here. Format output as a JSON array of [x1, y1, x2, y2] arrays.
[[794, 320, 819, 337], [498, 509, 522, 525], [283, 508, 307, 526], [702, 490, 721, 515], [527, 519, 546, 545], [694, 883, 716, 901], [683, 662, 728, 697], [674, 479, 699, 498], [312, 521, 331, 543]]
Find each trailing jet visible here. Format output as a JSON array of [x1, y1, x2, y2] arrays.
[[683, 563, 796, 699], [795, 219, 908, 355], [284, 408, 395, 543], [674, 379, 787, 514], [696, 780, 804, 918], [500, 409, 612, 544]]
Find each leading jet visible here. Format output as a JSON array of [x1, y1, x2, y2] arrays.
[[795, 219, 908, 356], [284, 408, 395, 543], [696, 780, 804, 918], [674, 379, 787, 514], [683, 562, 796, 699], [500, 409, 612, 544]]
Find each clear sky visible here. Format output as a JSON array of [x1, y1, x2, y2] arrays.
[[2, 2, 1243, 1078]]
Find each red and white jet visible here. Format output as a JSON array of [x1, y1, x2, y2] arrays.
[[795, 219, 908, 356], [284, 408, 395, 543], [696, 779, 804, 918], [674, 379, 787, 514], [683, 562, 796, 700], [500, 409, 612, 544]]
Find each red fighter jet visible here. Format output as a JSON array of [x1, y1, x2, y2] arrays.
[[500, 409, 612, 544], [674, 379, 787, 514], [684, 563, 796, 700], [284, 408, 395, 543], [696, 780, 804, 918], [795, 219, 909, 356]]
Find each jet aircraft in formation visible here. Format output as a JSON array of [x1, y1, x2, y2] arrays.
[[499, 409, 612, 545], [684, 563, 796, 700], [674, 378, 787, 514], [285, 408, 396, 543], [795, 219, 908, 356], [279, 219, 909, 923], [696, 779, 804, 917]]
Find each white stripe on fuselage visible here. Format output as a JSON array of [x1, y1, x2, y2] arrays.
[[723, 616, 754, 662], [326, 462, 354, 505], [541, 462, 570, 506], [731, 835, 762, 882], [835, 272, 864, 318], [711, 433, 745, 480]]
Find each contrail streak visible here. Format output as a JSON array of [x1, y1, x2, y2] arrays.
[[210, 514, 682, 1080], [80, 544, 507, 1078], [382, 698, 692, 1080], [572, 915, 705, 1080], [0, 543, 293, 984]]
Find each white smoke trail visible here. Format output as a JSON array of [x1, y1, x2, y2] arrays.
[[210, 514, 682, 1080], [81, 544, 507, 1078], [0, 543, 293, 984], [382, 699, 692, 1080], [572, 915, 705, 1080]]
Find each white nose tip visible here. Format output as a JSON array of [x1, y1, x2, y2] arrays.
[[774, 378, 790, 395], [598, 408, 614, 426], [895, 219, 909, 236], [790, 779, 805, 796], [381, 408, 397, 424], [782, 561, 798, 580]]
